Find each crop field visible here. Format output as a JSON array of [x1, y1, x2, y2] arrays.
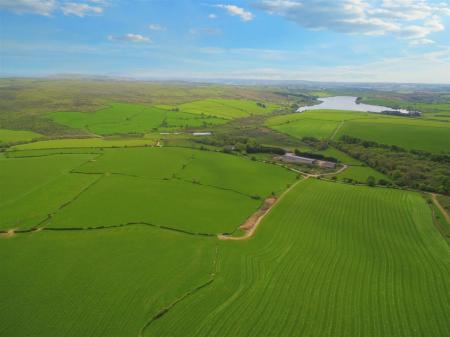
[[47, 175, 260, 234], [1, 80, 449, 337], [271, 118, 340, 139], [335, 165, 390, 183], [337, 119, 450, 153], [0, 128, 41, 144], [267, 109, 450, 153], [0, 146, 296, 234], [146, 179, 450, 337], [177, 99, 279, 119], [0, 227, 217, 337], [11, 137, 159, 150], [0, 154, 98, 230], [49, 103, 228, 136]]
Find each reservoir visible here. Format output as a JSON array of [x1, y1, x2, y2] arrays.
[[297, 96, 412, 114]]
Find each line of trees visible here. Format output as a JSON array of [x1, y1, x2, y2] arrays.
[[335, 135, 450, 194]]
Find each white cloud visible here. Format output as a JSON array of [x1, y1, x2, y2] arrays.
[[148, 24, 166, 31], [0, 0, 57, 16], [108, 33, 151, 43], [0, 0, 107, 17], [257, 0, 450, 44], [61, 2, 103, 16], [216, 4, 253, 22], [208, 13, 217, 19]]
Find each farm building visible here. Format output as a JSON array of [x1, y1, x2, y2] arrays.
[[278, 153, 336, 169], [192, 132, 212, 136]]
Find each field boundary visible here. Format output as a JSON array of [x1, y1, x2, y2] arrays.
[[1, 221, 217, 238], [138, 244, 219, 337]]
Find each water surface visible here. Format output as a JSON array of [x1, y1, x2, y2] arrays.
[[297, 96, 411, 114]]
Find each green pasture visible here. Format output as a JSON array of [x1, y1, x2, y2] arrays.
[[178, 99, 279, 119], [335, 165, 390, 183], [0, 129, 41, 144], [271, 118, 340, 139], [0, 154, 97, 230], [47, 175, 259, 234], [6, 148, 103, 158], [49, 103, 226, 136], [0, 227, 216, 337], [0, 146, 295, 233], [177, 150, 297, 197], [147, 179, 450, 337], [311, 146, 362, 165], [337, 119, 450, 153], [11, 137, 159, 150], [77, 147, 296, 198], [267, 109, 450, 153]]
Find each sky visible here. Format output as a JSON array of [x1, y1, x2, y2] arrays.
[[1, 0, 450, 83]]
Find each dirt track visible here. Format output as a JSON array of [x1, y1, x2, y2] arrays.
[[218, 164, 349, 241], [431, 193, 450, 224], [218, 178, 305, 241]]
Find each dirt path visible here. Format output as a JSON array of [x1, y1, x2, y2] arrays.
[[0, 229, 16, 238], [292, 164, 348, 178], [218, 164, 349, 241], [431, 193, 450, 224], [330, 121, 344, 140], [218, 178, 306, 241]]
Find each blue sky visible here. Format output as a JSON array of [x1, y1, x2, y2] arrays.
[[1, 0, 450, 83]]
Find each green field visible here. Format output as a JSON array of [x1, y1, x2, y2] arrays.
[[0, 227, 216, 337], [271, 118, 340, 139], [0, 154, 97, 230], [267, 109, 450, 153], [146, 179, 450, 337], [1, 80, 449, 337], [0, 147, 295, 233], [178, 99, 279, 119], [47, 175, 259, 234], [48, 99, 278, 137], [336, 165, 390, 183], [337, 118, 450, 153], [11, 136, 159, 150], [0, 128, 41, 144], [49, 103, 227, 136]]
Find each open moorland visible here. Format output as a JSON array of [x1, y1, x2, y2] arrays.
[[1, 79, 449, 337]]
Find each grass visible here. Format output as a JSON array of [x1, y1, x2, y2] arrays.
[[337, 119, 450, 153], [11, 137, 159, 150], [0, 128, 41, 144], [1, 146, 295, 233], [335, 165, 390, 183], [47, 175, 259, 234], [270, 118, 340, 139], [436, 195, 450, 217], [178, 99, 279, 119], [267, 109, 450, 153], [177, 150, 297, 197], [49, 103, 227, 136], [77, 147, 296, 198], [0, 154, 97, 230], [147, 179, 450, 337], [311, 146, 362, 165], [0, 226, 216, 337]]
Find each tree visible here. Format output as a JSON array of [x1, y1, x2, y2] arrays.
[[367, 176, 376, 187]]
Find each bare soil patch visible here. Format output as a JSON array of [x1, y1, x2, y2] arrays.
[[219, 196, 277, 241], [1, 229, 16, 238]]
